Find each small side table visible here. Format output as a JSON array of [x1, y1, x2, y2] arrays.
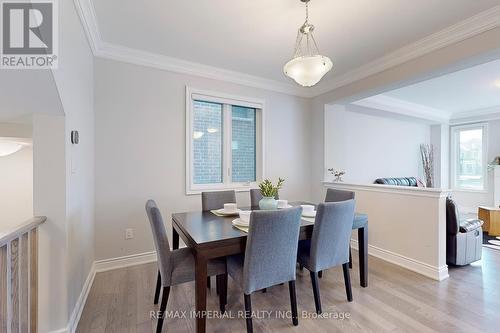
[[478, 206, 500, 236]]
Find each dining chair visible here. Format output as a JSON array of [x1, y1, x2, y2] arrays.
[[325, 188, 355, 202], [297, 200, 355, 314], [227, 207, 302, 333], [146, 200, 228, 333], [324, 188, 355, 272], [201, 190, 237, 211], [249, 188, 279, 208], [201, 190, 236, 289]]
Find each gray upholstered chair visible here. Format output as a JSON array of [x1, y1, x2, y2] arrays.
[[201, 190, 236, 211], [325, 188, 354, 202], [297, 200, 355, 314], [315, 189, 355, 276], [249, 188, 279, 208], [227, 207, 302, 333], [446, 197, 483, 266], [201, 190, 236, 288], [146, 200, 227, 333]]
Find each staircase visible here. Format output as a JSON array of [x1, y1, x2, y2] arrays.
[[0, 217, 46, 333]]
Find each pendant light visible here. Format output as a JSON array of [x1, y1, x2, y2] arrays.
[[283, 0, 333, 87]]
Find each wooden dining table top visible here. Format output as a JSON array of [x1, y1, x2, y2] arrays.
[[171, 201, 315, 247], [171, 200, 369, 333]]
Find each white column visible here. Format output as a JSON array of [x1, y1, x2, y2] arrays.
[[494, 166, 500, 208]]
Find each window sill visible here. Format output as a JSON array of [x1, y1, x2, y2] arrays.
[[186, 183, 258, 195], [452, 188, 488, 194]]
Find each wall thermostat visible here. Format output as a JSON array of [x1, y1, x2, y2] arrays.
[[71, 130, 79, 144]]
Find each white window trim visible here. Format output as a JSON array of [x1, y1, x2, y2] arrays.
[[185, 86, 265, 195], [450, 123, 488, 192]]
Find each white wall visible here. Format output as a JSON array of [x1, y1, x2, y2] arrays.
[[326, 183, 448, 281], [33, 114, 68, 333], [49, 0, 96, 329], [0, 122, 33, 230], [310, 27, 500, 204], [0, 145, 33, 229], [324, 104, 430, 184], [94, 58, 312, 260], [452, 118, 500, 212], [430, 124, 449, 188]]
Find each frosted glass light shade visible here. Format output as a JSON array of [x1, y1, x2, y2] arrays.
[[284, 55, 333, 87], [0, 141, 23, 157]]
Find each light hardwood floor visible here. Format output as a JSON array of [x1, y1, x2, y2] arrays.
[[76, 248, 500, 333]]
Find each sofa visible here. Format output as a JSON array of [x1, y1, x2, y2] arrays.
[[446, 197, 483, 266], [374, 177, 419, 187]]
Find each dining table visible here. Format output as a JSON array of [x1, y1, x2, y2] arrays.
[[171, 201, 368, 333]]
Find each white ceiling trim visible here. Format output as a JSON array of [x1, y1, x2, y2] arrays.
[[311, 4, 500, 96], [96, 42, 309, 97], [74, 0, 500, 99], [352, 95, 451, 124], [73, 0, 310, 97], [452, 105, 500, 120]]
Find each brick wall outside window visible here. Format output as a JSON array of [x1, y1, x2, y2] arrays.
[[193, 101, 223, 184], [232, 106, 256, 182]]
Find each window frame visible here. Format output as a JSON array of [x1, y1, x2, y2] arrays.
[[185, 87, 265, 195], [450, 123, 488, 192]]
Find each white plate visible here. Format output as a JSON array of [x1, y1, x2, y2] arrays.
[[302, 211, 316, 218], [215, 208, 241, 216], [277, 204, 293, 209], [232, 218, 249, 227]]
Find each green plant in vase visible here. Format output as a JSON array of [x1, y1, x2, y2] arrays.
[[258, 178, 285, 210]]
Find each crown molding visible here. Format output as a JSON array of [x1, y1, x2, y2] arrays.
[[73, 0, 311, 98], [352, 94, 451, 123], [75, 0, 500, 99], [450, 105, 500, 123], [309, 4, 500, 97], [96, 42, 310, 97]]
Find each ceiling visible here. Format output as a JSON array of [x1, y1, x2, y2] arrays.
[[91, 0, 500, 87], [0, 70, 63, 123], [383, 59, 500, 114]]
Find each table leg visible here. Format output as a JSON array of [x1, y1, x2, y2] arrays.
[[195, 253, 208, 333], [358, 226, 368, 288], [172, 223, 179, 250]]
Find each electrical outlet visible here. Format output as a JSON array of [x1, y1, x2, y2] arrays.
[[125, 228, 134, 240]]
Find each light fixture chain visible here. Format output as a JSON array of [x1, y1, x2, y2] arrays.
[[305, 1, 309, 23], [310, 33, 321, 55]]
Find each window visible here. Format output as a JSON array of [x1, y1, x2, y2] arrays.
[[186, 88, 263, 194], [451, 124, 488, 191]]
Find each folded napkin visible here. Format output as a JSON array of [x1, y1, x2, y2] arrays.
[[211, 209, 239, 217], [211, 210, 226, 217], [301, 216, 315, 223], [233, 224, 249, 233]]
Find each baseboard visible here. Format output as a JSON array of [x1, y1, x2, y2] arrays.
[[94, 251, 157, 272], [48, 328, 69, 333], [58, 244, 448, 332], [351, 239, 449, 281], [67, 262, 96, 333], [49, 252, 157, 333]]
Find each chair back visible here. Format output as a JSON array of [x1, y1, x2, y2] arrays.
[[242, 207, 302, 294], [446, 197, 460, 235], [201, 190, 236, 211], [145, 200, 172, 285], [249, 189, 279, 207], [325, 188, 355, 202], [309, 200, 355, 272]]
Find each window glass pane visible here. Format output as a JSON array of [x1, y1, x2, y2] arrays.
[[231, 106, 256, 182], [457, 128, 483, 190], [193, 100, 223, 184]]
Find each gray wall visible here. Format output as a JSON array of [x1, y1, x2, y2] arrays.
[[324, 104, 430, 184], [94, 58, 312, 260]]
